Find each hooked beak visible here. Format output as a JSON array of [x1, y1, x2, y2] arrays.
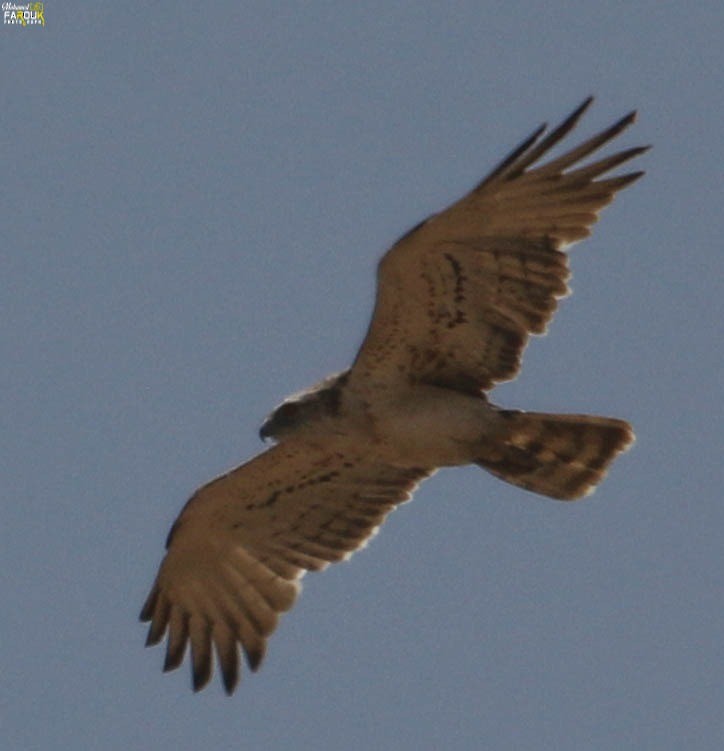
[[259, 420, 273, 442]]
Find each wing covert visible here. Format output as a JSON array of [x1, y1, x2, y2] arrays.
[[350, 98, 647, 393], [140, 440, 430, 694]]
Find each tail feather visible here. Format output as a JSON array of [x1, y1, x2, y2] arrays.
[[478, 411, 634, 500]]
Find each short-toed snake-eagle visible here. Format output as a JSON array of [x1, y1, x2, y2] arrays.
[[141, 98, 646, 694]]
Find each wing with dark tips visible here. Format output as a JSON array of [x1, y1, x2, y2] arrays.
[[350, 99, 648, 393], [140, 440, 431, 694]]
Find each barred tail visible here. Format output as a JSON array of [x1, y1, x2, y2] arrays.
[[478, 411, 635, 500]]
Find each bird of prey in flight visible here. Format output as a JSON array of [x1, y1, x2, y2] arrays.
[[140, 97, 646, 694]]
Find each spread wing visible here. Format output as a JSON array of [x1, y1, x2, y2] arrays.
[[140, 439, 430, 694], [350, 97, 648, 394]]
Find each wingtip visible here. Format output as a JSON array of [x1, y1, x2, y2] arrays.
[[139, 585, 157, 622], [192, 681, 207, 693], [560, 96, 595, 130], [145, 626, 162, 647], [222, 672, 239, 696], [484, 96, 597, 184], [534, 121, 548, 137], [163, 643, 186, 673], [192, 671, 212, 693], [573, 95, 637, 124], [626, 144, 651, 158], [245, 643, 266, 672], [618, 169, 647, 188], [191, 645, 214, 692], [610, 109, 638, 136], [575, 95, 595, 117]]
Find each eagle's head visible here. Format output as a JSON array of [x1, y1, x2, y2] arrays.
[[259, 370, 350, 441]]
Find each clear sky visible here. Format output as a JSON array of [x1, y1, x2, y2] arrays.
[[3, 2, 723, 749]]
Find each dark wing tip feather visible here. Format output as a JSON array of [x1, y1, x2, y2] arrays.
[[192, 663, 212, 693], [246, 645, 265, 672], [567, 145, 650, 182], [163, 645, 186, 673], [145, 619, 166, 647], [475, 97, 649, 192], [608, 170, 647, 189], [214, 636, 241, 695], [595, 108, 638, 144], [587, 170, 646, 198], [477, 96, 595, 189], [141, 585, 172, 647], [618, 109, 637, 128], [221, 661, 240, 696], [478, 122, 547, 186], [510, 96, 595, 174], [577, 109, 637, 152], [139, 586, 157, 622]]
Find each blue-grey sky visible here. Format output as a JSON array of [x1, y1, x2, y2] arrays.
[[3, 3, 723, 749]]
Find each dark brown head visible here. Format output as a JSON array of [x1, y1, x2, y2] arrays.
[[259, 370, 349, 441]]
